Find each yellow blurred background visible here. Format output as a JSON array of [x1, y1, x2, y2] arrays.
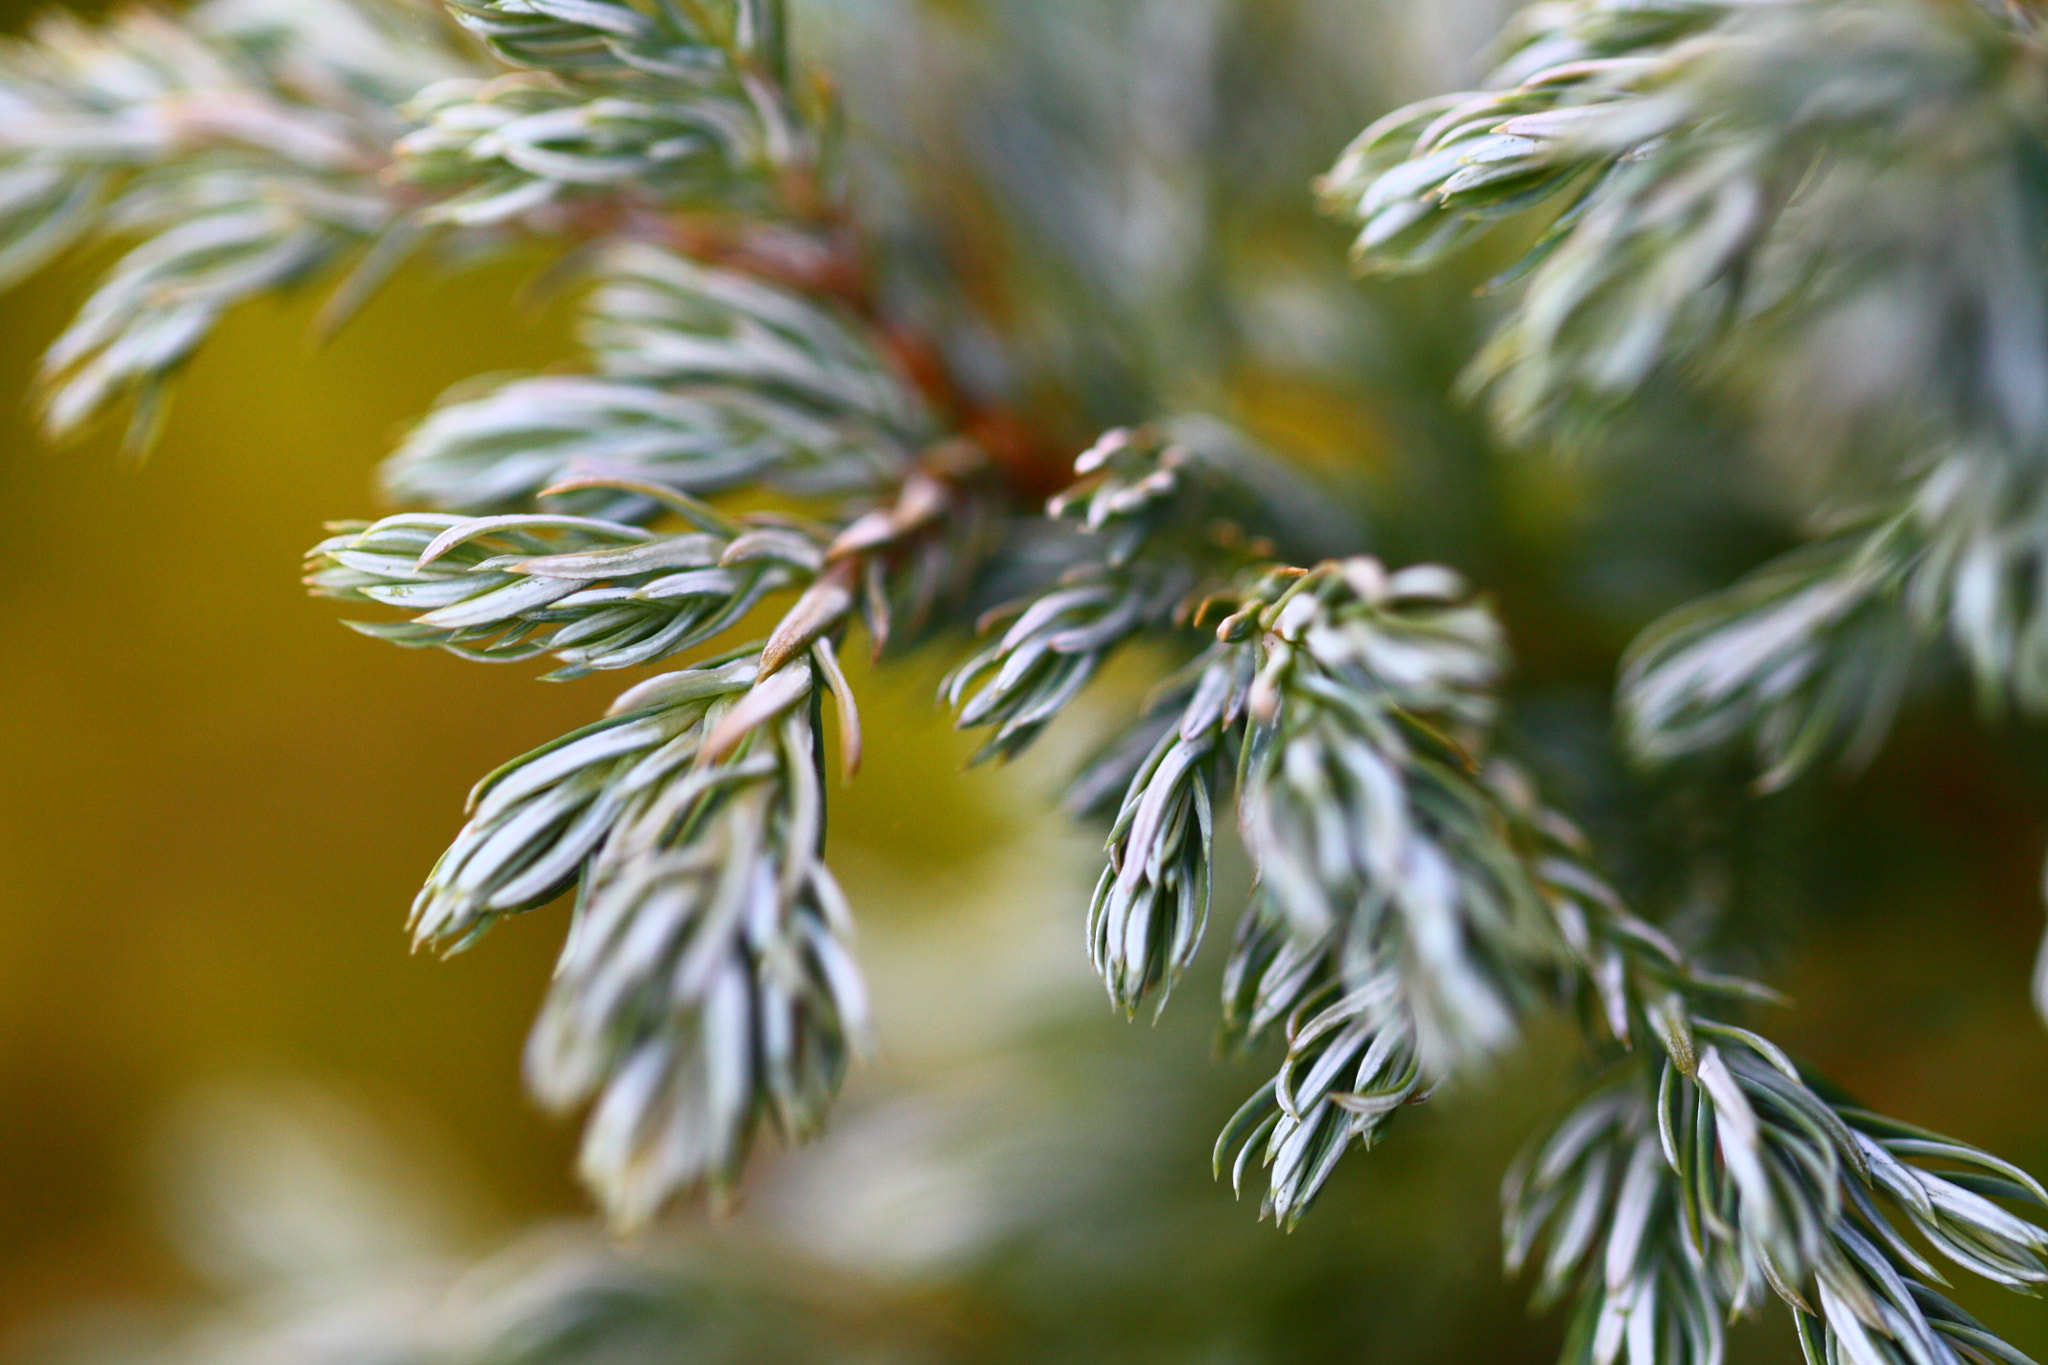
[[0, 238, 588, 1321]]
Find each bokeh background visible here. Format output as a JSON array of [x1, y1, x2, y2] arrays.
[[0, 0, 2045, 1361]]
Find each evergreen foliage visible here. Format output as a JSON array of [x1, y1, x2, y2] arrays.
[[5, 0, 2048, 1361]]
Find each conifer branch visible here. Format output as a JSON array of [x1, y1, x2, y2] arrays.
[[1321, 0, 2048, 1020], [527, 671, 868, 1225], [1086, 642, 1245, 1015], [1204, 558, 2048, 1365], [0, 0, 471, 447], [1323, 0, 2047, 456], [0, 0, 856, 456], [1509, 1037, 2048, 1365], [281, 0, 1039, 1221], [5, 3, 2044, 1355], [1213, 942, 1427, 1231], [312, 446, 990, 1217], [1623, 449, 2048, 791], [398, 644, 865, 1223], [945, 423, 2048, 1364]]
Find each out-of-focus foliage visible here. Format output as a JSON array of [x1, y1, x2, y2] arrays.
[[1326, 0, 2048, 813], [0, 0, 466, 445], [3, 0, 2048, 1363]]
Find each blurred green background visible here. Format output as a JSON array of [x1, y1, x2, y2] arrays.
[[0, 0, 2045, 1361]]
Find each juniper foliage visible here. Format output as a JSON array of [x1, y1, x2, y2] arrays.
[[5, 0, 2048, 1362]]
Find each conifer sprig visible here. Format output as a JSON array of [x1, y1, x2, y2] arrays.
[[315, 441, 983, 1219], [1622, 450, 2048, 793], [1213, 955, 1427, 1231], [0, 0, 855, 459], [1225, 558, 1558, 1068], [1198, 562, 2048, 1365], [382, 242, 925, 517], [942, 425, 1282, 765], [1324, 0, 2047, 458], [527, 669, 867, 1225], [402, 646, 865, 1223], [305, 505, 797, 679], [1510, 1039, 2048, 1365], [1323, 0, 2048, 1022], [397, 0, 814, 227], [1084, 643, 1248, 1016], [282, 0, 1011, 1221], [949, 456, 2048, 1365], [0, 0, 470, 446], [1618, 518, 1922, 792]]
